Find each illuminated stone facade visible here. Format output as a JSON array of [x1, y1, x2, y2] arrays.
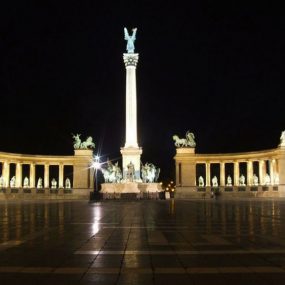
[[0, 149, 93, 200]]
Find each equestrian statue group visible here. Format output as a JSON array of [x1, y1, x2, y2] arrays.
[[173, 131, 196, 148], [72, 134, 95, 149]]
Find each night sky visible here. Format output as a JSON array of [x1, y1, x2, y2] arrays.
[[1, 2, 285, 180]]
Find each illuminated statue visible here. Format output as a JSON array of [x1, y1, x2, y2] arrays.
[[65, 178, 71, 189], [124, 27, 137, 53], [274, 174, 279, 185], [51, 178, 57, 189], [226, 175, 232, 186], [23, 177, 29, 188], [141, 162, 160, 183], [101, 160, 122, 183], [0, 176, 5, 188], [80, 136, 95, 149], [253, 174, 259, 186], [72, 134, 82, 149], [10, 176, 16, 188], [264, 173, 271, 185], [72, 134, 95, 149], [37, 177, 43, 188], [239, 174, 245, 186], [239, 174, 246, 186], [198, 176, 204, 187], [280, 131, 285, 146], [126, 161, 135, 182], [212, 176, 218, 187], [173, 131, 196, 148]]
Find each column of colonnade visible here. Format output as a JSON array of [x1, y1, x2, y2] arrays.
[[247, 161, 253, 185], [44, 164, 49, 188], [259, 160, 265, 185], [0, 161, 71, 188], [220, 162, 225, 187], [30, 163, 35, 188], [2, 161, 10, 187], [199, 158, 279, 187], [234, 161, 239, 186], [206, 162, 211, 187]]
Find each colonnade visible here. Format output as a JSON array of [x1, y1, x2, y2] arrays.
[[0, 161, 71, 188], [0, 149, 94, 191], [199, 159, 278, 187], [174, 146, 285, 189]]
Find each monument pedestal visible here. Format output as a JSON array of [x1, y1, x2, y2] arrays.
[[101, 182, 162, 194], [120, 147, 142, 179]]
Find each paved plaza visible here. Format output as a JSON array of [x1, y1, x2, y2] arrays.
[[1, 199, 285, 284]]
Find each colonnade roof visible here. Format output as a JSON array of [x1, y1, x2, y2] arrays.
[[175, 147, 283, 162], [0, 151, 91, 164]]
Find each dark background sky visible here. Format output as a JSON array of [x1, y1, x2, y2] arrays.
[[0, 1, 285, 180]]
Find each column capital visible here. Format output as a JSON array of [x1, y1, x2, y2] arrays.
[[123, 53, 139, 67]]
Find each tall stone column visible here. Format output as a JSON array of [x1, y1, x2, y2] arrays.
[[277, 146, 285, 190], [15, 163, 22, 187], [206, 162, 211, 187], [30, 163, 35, 188], [59, 164, 64, 188], [234, 161, 239, 186], [2, 161, 10, 187], [220, 162, 225, 186], [44, 164, 49, 188], [247, 161, 253, 185], [120, 52, 142, 179], [269, 160, 274, 184], [272, 159, 277, 184], [259, 160, 265, 185]]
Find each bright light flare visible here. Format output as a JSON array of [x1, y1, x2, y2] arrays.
[[91, 155, 101, 170], [92, 161, 101, 170]]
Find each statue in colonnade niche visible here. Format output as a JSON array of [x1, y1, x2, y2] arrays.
[[65, 178, 71, 189], [239, 174, 246, 186], [173, 131, 196, 148], [264, 173, 271, 185], [23, 177, 29, 188], [226, 175, 232, 186], [274, 173, 279, 185], [0, 176, 5, 188], [141, 162, 160, 183], [51, 178, 57, 189], [10, 176, 16, 188], [124, 27, 137, 53], [253, 174, 259, 186], [212, 176, 218, 187], [198, 176, 204, 187], [37, 177, 43, 188], [72, 134, 95, 149]]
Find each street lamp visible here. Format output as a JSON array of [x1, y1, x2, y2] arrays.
[[92, 155, 101, 192]]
